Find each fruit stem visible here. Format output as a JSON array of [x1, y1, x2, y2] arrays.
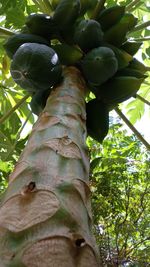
[[0, 94, 30, 124], [126, 0, 141, 12], [115, 106, 150, 150], [130, 21, 150, 33], [136, 94, 150, 107], [0, 26, 15, 37], [90, 0, 106, 20]]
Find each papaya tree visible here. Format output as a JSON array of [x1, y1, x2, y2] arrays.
[[0, 0, 150, 266]]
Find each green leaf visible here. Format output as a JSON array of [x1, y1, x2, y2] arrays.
[[90, 157, 102, 172]]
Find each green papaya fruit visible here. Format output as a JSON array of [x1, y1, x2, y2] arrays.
[[81, 47, 118, 86], [51, 43, 83, 65], [4, 33, 49, 59], [97, 5, 125, 31], [80, 0, 98, 16], [79, 0, 94, 15], [30, 89, 50, 115], [116, 67, 147, 79], [86, 99, 109, 143], [53, 0, 80, 30], [128, 58, 148, 74], [95, 76, 144, 104], [73, 19, 103, 52], [10, 43, 62, 92], [104, 13, 138, 47], [104, 44, 133, 70], [122, 13, 138, 30], [25, 13, 58, 39], [121, 41, 142, 55]]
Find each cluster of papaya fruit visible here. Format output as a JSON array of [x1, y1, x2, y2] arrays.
[[4, 0, 147, 142]]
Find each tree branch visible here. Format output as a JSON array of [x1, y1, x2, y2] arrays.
[[117, 182, 131, 258], [106, 223, 114, 266], [128, 2, 144, 13], [126, 237, 150, 257], [126, 0, 141, 12], [136, 94, 150, 107], [0, 26, 15, 38], [120, 183, 130, 226], [130, 21, 150, 32], [133, 186, 148, 224], [115, 107, 150, 150], [129, 36, 150, 41]]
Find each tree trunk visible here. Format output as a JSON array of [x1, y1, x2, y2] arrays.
[[0, 67, 99, 267]]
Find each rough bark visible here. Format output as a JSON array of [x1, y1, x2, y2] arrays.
[[0, 67, 99, 267]]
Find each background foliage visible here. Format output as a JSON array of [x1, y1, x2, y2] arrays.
[[0, 0, 150, 266], [89, 123, 150, 266]]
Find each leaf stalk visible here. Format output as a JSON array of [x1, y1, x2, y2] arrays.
[[115, 107, 150, 150], [0, 94, 30, 124]]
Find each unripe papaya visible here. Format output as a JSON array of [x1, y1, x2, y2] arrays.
[[79, 0, 93, 15], [81, 47, 118, 86], [121, 41, 142, 56], [10, 43, 62, 92], [4, 33, 49, 59], [74, 19, 103, 52], [104, 13, 138, 47], [128, 58, 148, 74], [86, 99, 109, 143], [97, 5, 125, 31], [80, 0, 98, 16], [103, 43, 133, 70], [95, 76, 144, 104], [53, 0, 80, 30], [30, 89, 50, 115], [116, 67, 147, 79], [25, 13, 58, 39]]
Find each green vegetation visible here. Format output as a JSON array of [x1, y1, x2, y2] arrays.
[[0, 0, 150, 265], [89, 124, 150, 266], [1, 0, 149, 143]]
